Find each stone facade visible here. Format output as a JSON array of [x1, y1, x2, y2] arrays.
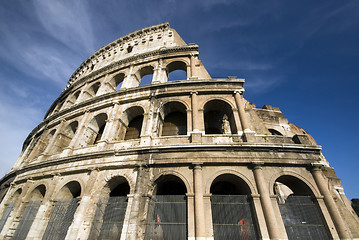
[[0, 23, 358, 240]]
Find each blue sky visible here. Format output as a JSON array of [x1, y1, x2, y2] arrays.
[[0, 0, 358, 200]]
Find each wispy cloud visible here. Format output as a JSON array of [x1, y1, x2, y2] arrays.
[[32, 0, 95, 54]]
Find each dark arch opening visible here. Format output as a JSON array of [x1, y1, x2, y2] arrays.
[[93, 113, 108, 144], [160, 102, 187, 136], [269, 129, 283, 136], [89, 177, 130, 239], [90, 82, 101, 95], [210, 174, 258, 240], [204, 100, 237, 134], [274, 175, 330, 239], [111, 73, 125, 91]]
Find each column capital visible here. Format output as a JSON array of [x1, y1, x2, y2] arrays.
[[251, 161, 264, 169], [192, 162, 203, 168], [190, 91, 198, 95], [234, 89, 245, 95], [311, 162, 324, 171]]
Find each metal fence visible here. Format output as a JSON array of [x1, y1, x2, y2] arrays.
[[278, 195, 330, 239], [145, 195, 187, 240], [0, 202, 14, 232], [12, 201, 41, 240], [42, 198, 78, 240], [211, 195, 258, 240], [88, 196, 128, 240]]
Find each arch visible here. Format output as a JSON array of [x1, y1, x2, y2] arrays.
[[209, 173, 259, 239], [145, 174, 188, 239], [89, 82, 101, 96], [159, 101, 187, 136], [153, 171, 192, 194], [205, 169, 256, 195], [273, 175, 331, 239], [29, 129, 56, 160], [268, 171, 320, 197], [52, 121, 78, 154], [110, 72, 125, 91], [43, 181, 82, 239], [137, 66, 154, 86], [210, 174, 252, 195], [0, 188, 22, 233], [12, 184, 46, 239], [166, 61, 187, 81], [57, 180, 82, 200], [89, 176, 131, 240], [268, 129, 283, 136], [203, 99, 237, 134], [122, 106, 145, 140], [79, 113, 108, 147]]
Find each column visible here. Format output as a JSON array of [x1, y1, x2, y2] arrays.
[[252, 162, 283, 239], [191, 91, 200, 132], [68, 169, 100, 239], [193, 164, 206, 239], [234, 89, 250, 131], [311, 164, 351, 239], [190, 54, 197, 78]]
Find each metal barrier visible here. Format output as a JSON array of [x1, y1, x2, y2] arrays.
[[145, 195, 187, 240], [278, 195, 330, 239], [0, 202, 14, 232], [211, 195, 258, 240], [42, 198, 78, 240], [12, 201, 41, 240], [88, 196, 128, 240]]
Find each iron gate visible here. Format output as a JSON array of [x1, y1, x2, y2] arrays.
[[278, 195, 330, 239], [13, 201, 41, 240], [0, 202, 14, 232], [88, 196, 128, 240], [42, 198, 78, 240], [145, 195, 187, 240], [211, 195, 258, 240]]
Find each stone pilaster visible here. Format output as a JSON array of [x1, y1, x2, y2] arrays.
[[193, 163, 206, 239], [311, 164, 351, 239]]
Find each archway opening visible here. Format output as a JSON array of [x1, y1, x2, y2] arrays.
[[122, 106, 144, 140], [268, 129, 283, 136], [275, 175, 330, 239], [111, 73, 125, 91], [145, 175, 187, 240], [90, 177, 130, 240], [166, 61, 187, 81], [210, 174, 258, 240], [160, 102, 187, 136], [204, 100, 237, 134], [52, 121, 78, 154], [43, 181, 81, 239], [0, 189, 22, 233], [138, 66, 154, 86], [13, 185, 46, 239]]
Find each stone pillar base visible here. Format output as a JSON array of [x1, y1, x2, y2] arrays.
[[243, 131, 256, 142], [190, 132, 202, 143]]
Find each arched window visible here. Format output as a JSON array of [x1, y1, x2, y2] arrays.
[[145, 175, 187, 240], [29, 129, 56, 161], [138, 66, 154, 86], [268, 129, 283, 136], [43, 181, 81, 239], [204, 100, 237, 134], [111, 73, 125, 91], [121, 107, 144, 140], [275, 175, 330, 239], [160, 102, 187, 136], [79, 113, 108, 147], [89, 177, 130, 240], [89, 82, 101, 96], [13, 185, 46, 239], [210, 174, 258, 239], [0, 189, 21, 232], [52, 121, 78, 154], [166, 61, 187, 81]]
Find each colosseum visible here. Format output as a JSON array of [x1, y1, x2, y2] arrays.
[[0, 23, 358, 240]]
